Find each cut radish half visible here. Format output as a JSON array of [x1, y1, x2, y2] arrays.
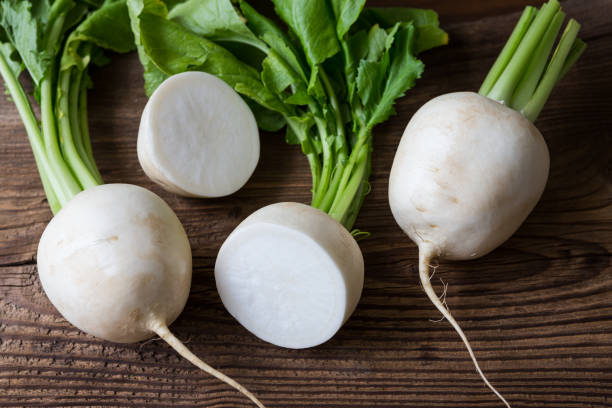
[[215, 202, 364, 349], [138, 71, 260, 197]]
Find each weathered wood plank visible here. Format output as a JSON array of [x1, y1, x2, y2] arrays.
[[1, 0, 611, 407]]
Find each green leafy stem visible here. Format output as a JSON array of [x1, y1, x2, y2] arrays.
[[0, 0, 135, 213]]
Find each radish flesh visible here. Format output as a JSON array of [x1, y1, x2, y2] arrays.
[[138, 71, 260, 197], [389, 1, 585, 406], [215, 202, 364, 349]]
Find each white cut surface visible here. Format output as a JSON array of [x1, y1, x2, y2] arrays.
[[215, 203, 364, 349], [138, 71, 259, 197]]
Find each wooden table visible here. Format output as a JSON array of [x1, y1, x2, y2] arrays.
[[1, 0, 610, 406]]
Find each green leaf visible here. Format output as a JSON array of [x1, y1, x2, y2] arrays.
[[365, 24, 388, 61], [137, 12, 289, 115], [271, 0, 340, 67], [0, 0, 51, 86], [366, 23, 424, 127], [168, 0, 267, 52], [126, 0, 169, 95], [284, 88, 311, 105], [72, 1, 134, 53], [238, 0, 307, 81], [285, 114, 316, 155], [360, 7, 448, 54], [245, 97, 286, 132], [329, 0, 365, 38], [261, 50, 294, 94], [354, 23, 401, 115], [61, 0, 135, 72], [0, 40, 22, 79]]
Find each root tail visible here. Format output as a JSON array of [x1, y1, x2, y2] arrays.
[[152, 322, 266, 408], [419, 247, 511, 408]]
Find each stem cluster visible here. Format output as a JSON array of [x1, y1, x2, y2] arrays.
[[479, 0, 585, 122]]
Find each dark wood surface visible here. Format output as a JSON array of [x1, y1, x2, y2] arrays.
[[1, 0, 611, 407]]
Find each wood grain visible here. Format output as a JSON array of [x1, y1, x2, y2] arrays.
[[1, 0, 611, 407]]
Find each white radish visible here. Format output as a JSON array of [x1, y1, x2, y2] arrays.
[[138, 71, 260, 197], [388, 0, 585, 403], [215, 202, 364, 349], [37, 184, 265, 408], [389, 92, 548, 408]]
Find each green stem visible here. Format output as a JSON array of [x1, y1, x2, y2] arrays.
[[311, 105, 334, 203], [486, 0, 560, 104], [57, 67, 100, 189], [41, 76, 82, 199], [319, 69, 347, 158], [522, 19, 581, 121], [41, 13, 83, 202], [78, 71, 100, 177], [312, 69, 348, 208], [479, 6, 537, 96], [328, 143, 369, 227], [0, 52, 62, 213], [341, 147, 371, 231], [69, 67, 103, 183], [315, 162, 344, 212], [285, 116, 321, 193], [510, 9, 565, 110], [558, 38, 586, 83], [329, 125, 371, 209], [481, 0, 584, 123]]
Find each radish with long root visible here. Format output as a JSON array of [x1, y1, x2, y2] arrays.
[[0, 1, 264, 406], [128, 0, 448, 348], [388, 0, 585, 405]]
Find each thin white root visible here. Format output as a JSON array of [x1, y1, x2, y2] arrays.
[[429, 278, 449, 323], [152, 322, 266, 408], [418, 247, 511, 408]]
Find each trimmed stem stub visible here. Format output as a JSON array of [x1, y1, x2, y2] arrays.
[[480, 0, 585, 122]]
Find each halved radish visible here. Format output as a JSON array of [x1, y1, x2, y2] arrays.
[[215, 202, 364, 349], [138, 71, 260, 197]]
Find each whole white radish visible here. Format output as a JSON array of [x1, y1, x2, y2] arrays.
[[36, 184, 265, 407], [215, 202, 364, 349], [38, 184, 192, 344], [388, 1, 585, 406], [138, 71, 260, 197], [0, 3, 266, 404]]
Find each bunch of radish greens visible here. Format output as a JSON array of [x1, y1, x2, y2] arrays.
[[129, 0, 447, 230], [0, 0, 134, 213], [0, 1, 266, 406]]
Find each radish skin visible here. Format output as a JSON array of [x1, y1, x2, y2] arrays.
[[389, 92, 549, 260], [37, 184, 266, 408], [215, 202, 364, 349], [138, 72, 260, 198], [389, 92, 550, 407]]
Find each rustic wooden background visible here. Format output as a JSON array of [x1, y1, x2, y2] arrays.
[[1, 0, 611, 407]]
